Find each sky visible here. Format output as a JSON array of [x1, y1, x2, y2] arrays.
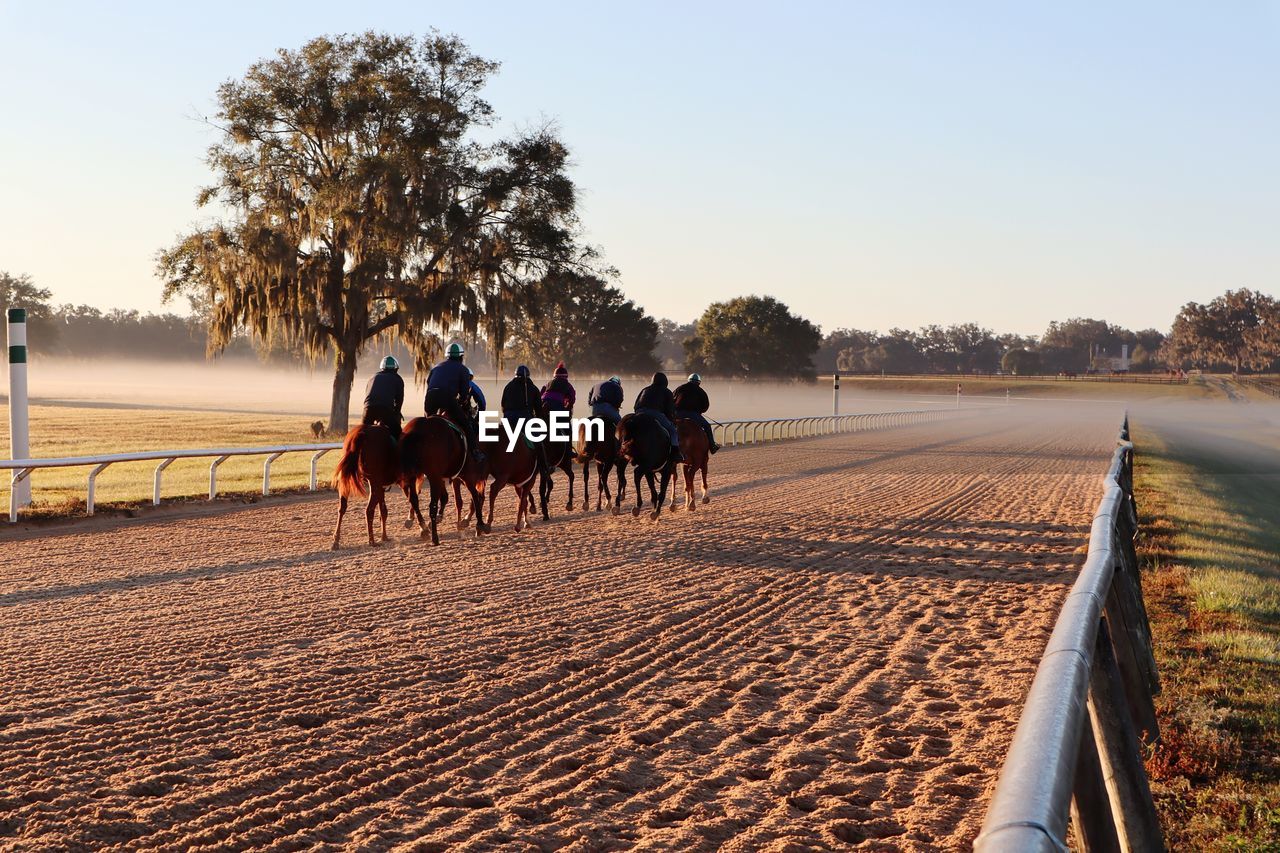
[[1, 1, 1277, 336]]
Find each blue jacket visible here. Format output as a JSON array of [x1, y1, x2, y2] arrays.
[[426, 359, 470, 396], [467, 380, 486, 410]]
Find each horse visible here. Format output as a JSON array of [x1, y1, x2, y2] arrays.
[[400, 416, 488, 545], [477, 430, 541, 533], [671, 418, 711, 511], [577, 418, 626, 512], [538, 421, 577, 520], [617, 412, 676, 521], [330, 424, 400, 549]]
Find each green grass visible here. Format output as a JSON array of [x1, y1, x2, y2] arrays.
[[0, 403, 332, 519], [1134, 422, 1280, 850]]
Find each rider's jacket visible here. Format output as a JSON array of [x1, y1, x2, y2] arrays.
[[588, 380, 623, 409], [634, 373, 675, 420], [501, 377, 542, 415], [467, 380, 486, 411], [426, 359, 470, 397], [541, 376, 576, 411], [672, 382, 709, 414], [364, 370, 405, 411]]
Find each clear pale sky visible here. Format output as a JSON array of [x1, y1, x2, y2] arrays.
[[1, 1, 1276, 335]]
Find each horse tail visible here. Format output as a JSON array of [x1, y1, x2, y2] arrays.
[[331, 427, 368, 498]]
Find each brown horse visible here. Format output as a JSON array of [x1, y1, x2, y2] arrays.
[[617, 413, 676, 521], [330, 424, 400, 549], [578, 420, 626, 512], [672, 418, 711, 511], [472, 431, 541, 533], [400, 416, 488, 545]]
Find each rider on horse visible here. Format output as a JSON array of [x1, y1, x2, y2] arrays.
[[501, 365, 543, 427], [588, 376, 624, 428], [541, 362, 576, 414], [362, 356, 404, 441], [634, 371, 684, 464], [673, 373, 720, 454], [425, 343, 485, 464], [464, 368, 486, 418]]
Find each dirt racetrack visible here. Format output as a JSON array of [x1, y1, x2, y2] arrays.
[[0, 408, 1120, 851]]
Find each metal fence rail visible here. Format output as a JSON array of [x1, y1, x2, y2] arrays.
[[712, 410, 950, 447], [1, 443, 340, 521], [829, 373, 1188, 385], [975, 415, 1163, 852], [2, 409, 954, 522]]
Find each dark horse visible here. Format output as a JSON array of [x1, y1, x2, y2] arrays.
[[400, 416, 488, 545], [537, 417, 577, 520], [331, 424, 400, 549], [671, 418, 711, 512], [578, 418, 626, 512], [617, 412, 676, 521]]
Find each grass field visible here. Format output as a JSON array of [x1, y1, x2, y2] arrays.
[[1134, 417, 1280, 849], [0, 404, 329, 518]]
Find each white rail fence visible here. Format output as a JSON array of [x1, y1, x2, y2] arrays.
[[975, 415, 1164, 851], [2, 409, 952, 522]]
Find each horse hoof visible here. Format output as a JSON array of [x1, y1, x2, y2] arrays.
[[402, 518, 414, 530], [329, 542, 340, 551], [649, 510, 661, 522], [369, 540, 382, 548], [611, 506, 621, 517], [632, 507, 642, 518], [702, 496, 710, 505]]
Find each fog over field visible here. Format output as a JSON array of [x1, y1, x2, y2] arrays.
[[14, 358, 977, 422]]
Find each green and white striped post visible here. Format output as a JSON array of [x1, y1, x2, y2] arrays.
[[7, 308, 31, 509]]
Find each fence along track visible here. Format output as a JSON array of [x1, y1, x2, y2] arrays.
[[1, 409, 953, 522], [974, 414, 1164, 852]]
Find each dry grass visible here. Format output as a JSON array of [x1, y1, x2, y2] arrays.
[[838, 375, 1219, 400], [0, 403, 333, 519], [1134, 426, 1280, 849]]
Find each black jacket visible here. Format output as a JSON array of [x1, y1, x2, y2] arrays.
[[634, 373, 675, 420], [364, 370, 405, 410], [588, 380, 623, 408], [501, 376, 543, 414], [672, 382, 709, 414]]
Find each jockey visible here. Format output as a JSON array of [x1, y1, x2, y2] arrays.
[[500, 365, 543, 428], [673, 373, 720, 454], [540, 362, 576, 414], [464, 368, 486, 419], [634, 371, 684, 463], [362, 356, 405, 439], [588, 375, 624, 427], [425, 342, 485, 464]]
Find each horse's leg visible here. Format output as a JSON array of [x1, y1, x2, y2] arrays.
[[365, 489, 378, 546], [701, 460, 710, 504], [379, 485, 390, 541], [539, 470, 552, 521], [471, 481, 489, 535], [426, 479, 441, 545], [330, 495, 348, 550], [453, 479, 468, 530], [685, 462, 695, 511], [646, 471, 661, 521], [564, 461, 575, 511], [632, 466, 644, 517], [654, 465, 673, 521], [595, 461, 606, 511], [516, 484, 530, 532], [486, 478, 502, 534], [580, 460, 590, 512]]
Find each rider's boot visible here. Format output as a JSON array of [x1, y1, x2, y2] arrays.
[[669, 445, 685, 464]]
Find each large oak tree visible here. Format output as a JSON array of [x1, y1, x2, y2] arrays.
[[684, 296, 821, 379], [158, 32, 586, 430]]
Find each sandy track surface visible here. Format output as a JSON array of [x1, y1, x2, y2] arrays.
[[0, 409, 1118, 851]]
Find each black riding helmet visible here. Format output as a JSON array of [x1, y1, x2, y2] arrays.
[[515, 365, 530, 378], [651, 372, 668, 388]]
